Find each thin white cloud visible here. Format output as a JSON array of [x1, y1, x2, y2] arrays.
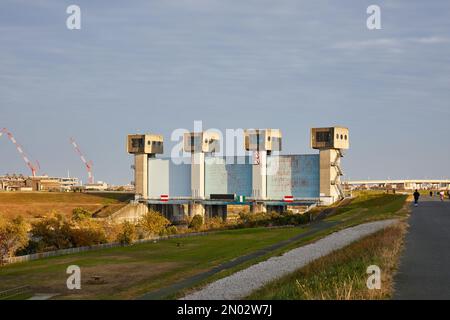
[[333, 38, 401, 50], [411, 36, 450, 44], [333, 36, 450, 51]]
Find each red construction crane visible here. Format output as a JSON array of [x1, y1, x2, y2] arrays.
[[70, 137, 94, 184], [0, 128, 40, 177]]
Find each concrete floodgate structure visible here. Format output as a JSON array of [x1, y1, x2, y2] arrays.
[[182, 219, 398, 300], [127, 126, 349, 223]]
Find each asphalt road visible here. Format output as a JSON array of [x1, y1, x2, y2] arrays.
[[394, 196, 450, 300]]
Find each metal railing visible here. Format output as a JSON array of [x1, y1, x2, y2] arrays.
[[0, 285, 30, 300]]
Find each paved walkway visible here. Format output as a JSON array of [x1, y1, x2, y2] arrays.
[[394, 197, 450, 299], [28, 293, 58, 300]]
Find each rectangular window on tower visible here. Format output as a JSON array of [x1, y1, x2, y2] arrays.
[[132, 138, 144, 149], [316, 131, 330, 143]]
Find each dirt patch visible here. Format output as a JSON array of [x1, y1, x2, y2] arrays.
[[23, 261, 182, 300]]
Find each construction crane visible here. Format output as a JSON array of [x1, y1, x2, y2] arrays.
[[0, 127, 40, 176], [70, 137, 94, 184]]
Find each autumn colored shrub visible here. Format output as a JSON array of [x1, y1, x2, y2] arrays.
[[189, 215, 203, 231], [116, 221, 136, 245], [139, 210, 171, 236], [0, 216, 29, 263]]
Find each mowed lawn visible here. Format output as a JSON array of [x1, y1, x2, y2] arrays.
[[0, 192, 132, 220], [0, 226, 305, 299]]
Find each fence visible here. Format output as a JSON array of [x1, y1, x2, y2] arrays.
[[2, 230, 214, 266], [2, 224, 299, 266], [0, 285, 30, 300]]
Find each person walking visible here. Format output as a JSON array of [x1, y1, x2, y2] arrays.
[[440, 190, 445, 201], [413, 189, 420, 207], [430, 191, 433, 197]]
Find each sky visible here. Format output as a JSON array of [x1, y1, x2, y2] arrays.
[[1, 0, 449, 184]]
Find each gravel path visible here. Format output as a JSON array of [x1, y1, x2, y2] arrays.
[[182, 219, 399, 300]]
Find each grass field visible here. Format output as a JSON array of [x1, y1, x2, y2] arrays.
[[246, 222, 407, 300], [0, 226, 305, 299], [325, 192, 408, 226], [0, 192, 409, 300], [0, 192, 132, 220]]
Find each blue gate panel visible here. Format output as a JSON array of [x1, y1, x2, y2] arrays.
[[205, 156, 252, 198], [267, 154, 320, 199], [148, 158, 191, 198]]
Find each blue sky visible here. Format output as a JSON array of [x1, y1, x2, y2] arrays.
[[1, 0, 449, 184]]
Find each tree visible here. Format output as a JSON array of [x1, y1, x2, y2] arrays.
[[102, 220, 123, 242], [26, 212, 113, 253], [70, 219, 107, 247], [0, 216, 29, 264], [30, 214, 72, 251], [116, 221, 136, 245], [139, 210, 171, 237]]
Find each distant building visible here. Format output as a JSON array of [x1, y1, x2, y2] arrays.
[[0, 174, 28, 191], [345, 179, 450, 191], [108, 184, 135, 192], [0, 175, 79, 192], [83, 181, 108, 191]]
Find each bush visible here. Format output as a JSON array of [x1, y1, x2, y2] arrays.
[[238, 211, 310, 228], [70, 220, 107, 247], [116, 221, 136, 245], [238, 212, 276, 227], [204, 217, 226, 230], [16, 240, 45, 256], [139, 210, 171, 237], [27, 213, 110, 252], [72, 207, 93, 222], [189, 215, 203, 231], [101, 220, 123, 242], [165, 225, 178, 235], [29, 214, 72, 251], [284, 212, 310, 225]]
